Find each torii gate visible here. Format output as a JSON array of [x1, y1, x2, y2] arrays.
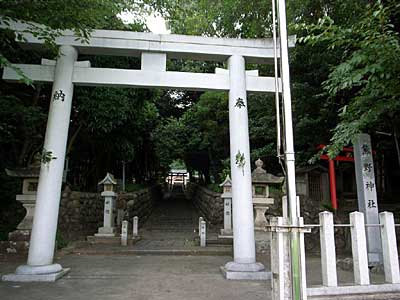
[[2, 21, 299, 283]]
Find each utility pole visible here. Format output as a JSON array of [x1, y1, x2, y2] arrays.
[[122, 161, 126, 192], [275, 0, 303, 298]]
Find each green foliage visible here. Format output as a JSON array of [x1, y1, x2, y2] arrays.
[[0, 3, 161, 189], [206, 183, 222, 193], [321, 202, 337, 213], [153, 117, 187, 172], [1, 0, 399, 201], [125, 183, 147, 192], [181, 91, 229, 182], [0, 173, 23, 241], [0, 0, 146, 83], [56, 231, 68, 250], [144, 0, 272, 38], [0, 92, 47, 167], [297, 1, 400, 157], [170, 159, 186, 170]]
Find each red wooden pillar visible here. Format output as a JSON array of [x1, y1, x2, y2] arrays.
[[328, 159, 338, 210]]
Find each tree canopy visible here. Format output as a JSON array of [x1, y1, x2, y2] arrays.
[[1, 0, 399, 188]]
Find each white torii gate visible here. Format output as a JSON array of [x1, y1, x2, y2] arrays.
[[2, 22, 296, 281]]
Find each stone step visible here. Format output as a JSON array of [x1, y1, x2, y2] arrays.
[[146, 224, 195, 228], [86, 235, 141, 246], [71, 246, 232, 256], [206, 238, 233, 245], [146, 220, 196, 226], [145, 228, 196, 232]]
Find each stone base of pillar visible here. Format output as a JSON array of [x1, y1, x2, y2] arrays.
[[95, 226, 116, 237], [2, 263, 70, 282], [220, 261, 271, 280], [220, 266, 271, 280], [219, 228, 233, 238], [132, 235, 141, 241]]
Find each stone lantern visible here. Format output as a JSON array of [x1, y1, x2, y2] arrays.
[[5, 161, 40, 252], [251, 159, 284, 230], [219, 175, 233, 236], [95, 172, 117, 237]]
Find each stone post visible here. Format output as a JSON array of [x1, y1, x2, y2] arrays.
[[2, 45, 78, 282], [132, 216, 139, 238], [121, 220, 128, 246], [319, 211, 337, 287], [298, 217, 307, 300], [199, 217, 204, 237], [200, 220, 206, 247], [282, 196, 288, 218], [222, 198, 232, 235], [224, 54, 264, 277], [379, 212, 400, 283], [271, 217, 291, 300], [117, 209, 124, 226], [270, 216, 307, 300], [350, 212, 370, 285], [354, 133, 382, 264], [219, 175, 233, 237]]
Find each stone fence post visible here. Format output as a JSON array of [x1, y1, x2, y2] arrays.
[[319, 211, 337, 287], [350, 212, 370, 285], [379, 212, 400, 284]]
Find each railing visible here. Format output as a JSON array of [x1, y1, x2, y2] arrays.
[[268, 211, 400, 299], [304, 211, 400, 298]]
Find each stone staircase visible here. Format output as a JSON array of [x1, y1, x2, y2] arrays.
[[73, 184, 232, 256]]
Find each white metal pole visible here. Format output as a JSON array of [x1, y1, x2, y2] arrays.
[[122, 161, 126, 192], [276, 0, 302, 298], [277, 0, 298, 220]]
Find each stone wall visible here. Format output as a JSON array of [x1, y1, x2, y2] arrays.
[[58, 188, 103, 241], [265, 193, 352, 255], [185, 182, 223, 225], [1, 184, 161, 253], [118, 185, 162, 227], [58, 184, 161, 241]]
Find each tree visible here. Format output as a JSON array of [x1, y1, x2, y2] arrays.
[[0, 0, 146, 83], [181, 91, 229, 182], [297, 1, 400, 158], [143, 0, 400, 180], [0, 0, 152, 237]]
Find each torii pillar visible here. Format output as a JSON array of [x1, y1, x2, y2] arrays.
[[221, 55, 269, 280], [2, 45, 77, 281]]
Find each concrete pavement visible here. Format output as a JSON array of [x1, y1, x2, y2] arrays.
[[0, 254, 269, 300], [2, 253, 400, 299]]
